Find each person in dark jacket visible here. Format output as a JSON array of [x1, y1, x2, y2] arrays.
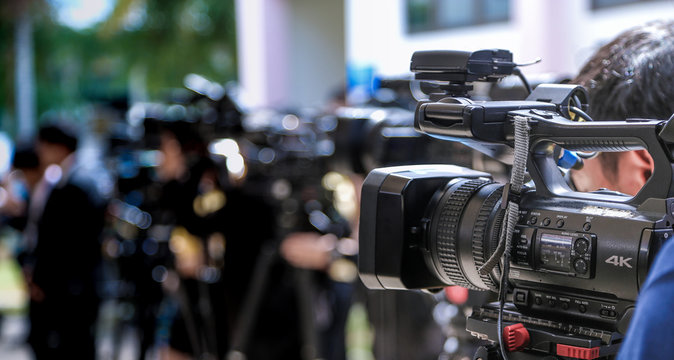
[[565, 20, 674, 360], [27, 123, 106, 359], [155, 121, 279, 359]]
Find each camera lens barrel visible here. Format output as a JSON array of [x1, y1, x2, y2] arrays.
[[425, 178, 504, 291]]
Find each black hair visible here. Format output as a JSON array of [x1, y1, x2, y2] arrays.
[[573, 20, 674, 178], [574, 19, 674, 121], [12, 144, 40, 170], [159, 120, 207, 156], [38, 123, 79, 152]]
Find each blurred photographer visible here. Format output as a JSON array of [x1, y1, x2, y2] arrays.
[[0, 145, 41, 237], [566, 20, 674, 359], [242, 110, 360, 360], [0, 145, 44, 311], [28, 122, 107, 359], [154, 121, 276, 359], [278, 180, 360, 360], [3, 145, 42, 295]]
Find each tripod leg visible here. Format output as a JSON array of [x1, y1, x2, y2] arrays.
[[175, 279, 206, 357], [294, 268, 319, 360], [227, 245, 277, 360], [197, 281, 219, 357]]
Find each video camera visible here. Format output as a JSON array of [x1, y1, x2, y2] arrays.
[[236, 110, 352, 237], [358, 49, 674, 359], [331, 105, 478, 175]]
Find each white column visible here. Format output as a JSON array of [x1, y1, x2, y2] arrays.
[[235, 0, 290, 109], [513, 0, 589, 76]]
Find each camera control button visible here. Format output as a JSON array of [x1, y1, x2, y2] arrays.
[[574, 239, 589, 255], [579, 304, 587, 313], [599, 309, 617, 318], [561, 301, 569, 310], [574, 259, 588, 274], [534, 296, 543, 305], [542, 218, 551, 226], [548, 299, 556, 307], [583, 222, 592, 231], [556, 219, 565, 228], [529, 216, 538, 225]]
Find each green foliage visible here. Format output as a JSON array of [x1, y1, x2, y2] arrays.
[[0, 0, 237, 135], [0, 15, 14, 134], [100, 0, 238, 96]]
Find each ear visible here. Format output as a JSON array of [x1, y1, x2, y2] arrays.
[[615, 150, 654, 196]]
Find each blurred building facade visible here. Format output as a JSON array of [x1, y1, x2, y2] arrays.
[[235, 0, 346, 109], [236, 0, 674, 108]]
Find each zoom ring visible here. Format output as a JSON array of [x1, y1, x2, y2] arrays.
[[471, 185, 503, 292], [434, 179, 489, 290]]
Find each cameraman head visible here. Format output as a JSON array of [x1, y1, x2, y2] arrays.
[[36, 122, 78, 169], [569, 20, 674, 196]]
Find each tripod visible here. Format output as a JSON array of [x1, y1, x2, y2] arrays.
[[226, 240, 320, 360]]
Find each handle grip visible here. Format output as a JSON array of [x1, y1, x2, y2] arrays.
[[509, 110, 674, 205]]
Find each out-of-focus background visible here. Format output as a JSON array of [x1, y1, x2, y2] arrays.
[[2, 0, 673, 133], [0, 1, 672, 359]]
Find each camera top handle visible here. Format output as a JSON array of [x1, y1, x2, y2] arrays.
[[412, 48, 674, 207], [417, 100, 674, 206], [511, 110, 674, 207]]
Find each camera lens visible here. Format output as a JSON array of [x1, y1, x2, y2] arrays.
[[423, 178, 505, 291]]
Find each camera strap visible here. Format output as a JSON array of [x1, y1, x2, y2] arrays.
[[478, 115, 530, 276], [480, 115, 530, 360]]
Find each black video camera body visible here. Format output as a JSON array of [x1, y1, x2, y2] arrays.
[[358, 49, 674, 356]]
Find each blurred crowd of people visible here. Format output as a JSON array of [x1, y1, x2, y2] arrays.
[[0, 111, 360, 359], [2, 123, 106, 358], [0, 76, 485, 360]]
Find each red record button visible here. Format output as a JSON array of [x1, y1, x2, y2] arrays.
[[503, 323, 530, 352], [556, 344, 600, 359]]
